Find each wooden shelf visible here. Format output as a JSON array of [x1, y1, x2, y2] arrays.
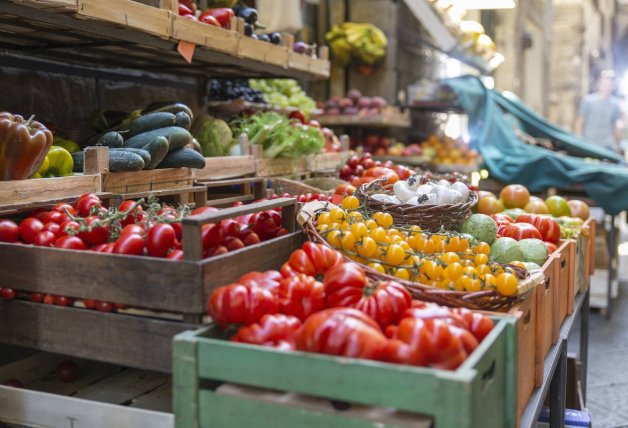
[[408, 101, 465, 114], [0, 0, 330, 80], [316, 110, 411, 129]]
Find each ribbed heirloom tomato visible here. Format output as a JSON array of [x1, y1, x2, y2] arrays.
[[323, 262, 368, 307], [296, 308, 389, 360], [277, 274, 325, 320], [352, 281, 412, 328], [498, 222, 542, 241], [281, 242, 344, 278], [231, 314, 302, 351], [208, 283, 278, 327], [238, 270, 283, 294], [516, 214, 560, 244]]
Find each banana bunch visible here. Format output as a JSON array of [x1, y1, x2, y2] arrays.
[[325, 22, 387, 66]]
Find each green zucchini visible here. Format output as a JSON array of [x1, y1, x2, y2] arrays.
[[124, 126, 192, 152], [129, 112, 176, 136], [157, 148, 206, 169], [142, 102, 194, 120], [71, 152, 84, 172], [94, 131, 124, 148], [109, 151, 145, 172], [175, 111, 192, 130], [110, 148, 151, 168], [141, 136, 169, 169]]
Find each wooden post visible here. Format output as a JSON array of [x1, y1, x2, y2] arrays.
[[250, 144, 264, 160], [84, 146, 109, 174], [193, 187, 207, 208], [239, 134, 250, 156], [340, 134, 351, 151], [318, 45, 329, 61], [160, 0, 178, 13]]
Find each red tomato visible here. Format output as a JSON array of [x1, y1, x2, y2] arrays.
[[20, 218, 44, 244], [93, 243, 115, 253], [308, 119, 321, 128], [43, 211, 69, 225], [198, 13, 220, 26], [296, 308, 388, 360], [83, 299, 97, 309], [96, 301, 114, 313], [208, 283, 278, 327], [76, 194, 102, 217], [353, 281, 412, 328], [231, 314, 302, 350], [363, 167, 399, 185], [276, 227, 289, 237], [0, 288, 16, 299], [117, 200, 143, 226], [491, 213, 513, 225], [516, 214, 561, 244], [33, 231, 57, 247], [499, 184, 530, 209], [288, 110, 306, 123], [281, 242, 344, 279], [53, 296, 73, 306], [498, 222, 542, 241], [205, 245, 228, 258], [221, 219, 241, 237], [0, 219, 19, 243], [323, 262, 368, 307], [171, 222, 183, 241], [43, 222, 61, 236], [30, 292, 44, 303], [113, 233, 144, 256], [56, 360, 80, 383], [146, 223, 176, 257], [201, 223, 224, 249], [451, 307, 495, 342], [52, 202, 76, 217], [253, 211, 280, 240], [191, 206, 218, 216], [277, 274, 325, 320], [240, 229, 261, 246], [544, 241, 557, 254], [224, 236, 245, 251], [167, 249, 184, 260], [60, 220, 80, 235], [43, 294, 55, 305], [120, 224, 144, 236], [238, 271, 283, 294], [78, 216, 109, 245], [54, 235, 87, 250]]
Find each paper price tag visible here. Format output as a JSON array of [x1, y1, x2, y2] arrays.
[[177, 40, 195, 64]]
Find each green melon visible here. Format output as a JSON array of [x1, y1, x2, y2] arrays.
[[518, 238, 549, 266], [460, 214, 498, 244], [489, 237, 524, 263]]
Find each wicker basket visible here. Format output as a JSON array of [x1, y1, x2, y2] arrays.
[[355, 179, 478, 232], [304, 219, 536, 312]]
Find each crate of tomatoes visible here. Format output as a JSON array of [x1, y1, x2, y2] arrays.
[[174, 242, 517, 428]]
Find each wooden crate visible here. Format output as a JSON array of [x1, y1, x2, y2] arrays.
[[0, 174, 102, 208], [6, 0, 77, 12], [173, 318, 517, 428], [171, 13, 239, 54], [311, 152, 350, 172], [535, 254, 559, 387], [586, 217, 596, 280], [101, 168, 194, 194], [194, 156, 256, 181], [114, 185, 208, 208], [0, 198, 300, 321], [0, 352, 173, 427], [553, 240, 575, 343], [77, 0, 172, 39], [201, 177, 266, 207], [255, 157, 309, 177]]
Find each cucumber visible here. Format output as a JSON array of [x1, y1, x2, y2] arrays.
[[157, 148, 206, 169], [141, 136, 169, 169], [142, 102, 194, 120], [110, 148, 151, 169], [175, 111, 191, 130], [71, 152, 84, 172], [94, 131, 124, 148], [129, 112, 176, 136], [109, 151, 145, 172], [124, 126, 192, 152]]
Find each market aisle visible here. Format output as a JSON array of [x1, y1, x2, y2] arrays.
[[576, 283, 628, 427]]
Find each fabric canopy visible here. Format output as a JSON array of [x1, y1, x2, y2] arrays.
[[443, 75, 628, 214]]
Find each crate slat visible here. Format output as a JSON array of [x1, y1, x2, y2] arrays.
[[73, 369, 169, 404], [101, 168, 193, 194], [0, 174, 101, 206], [194, 156, 256, 180], [535, 254, 558, 386]]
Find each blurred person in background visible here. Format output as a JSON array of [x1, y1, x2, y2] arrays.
[[575, 70, 624, 154]]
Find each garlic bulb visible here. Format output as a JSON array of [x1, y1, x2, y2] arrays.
[[393, 180, 415, 203], [451, 181, 469, 200]]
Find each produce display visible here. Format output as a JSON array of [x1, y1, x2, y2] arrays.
[[190, 114, 235, 157], [325, 23, 388, 66], [208, 241, 495, 370], [370, 176, 472, 206], [249, 79, 317, 116], [208, 79, 266, 103], [231, 111, 324, 159], [314, 196, 522, 296], [0, 112, 53, 180], [419, 135, 480, 166], [475, 184, 590, 240], [320, 89, 387, 117], [338, 153, 414, 187]]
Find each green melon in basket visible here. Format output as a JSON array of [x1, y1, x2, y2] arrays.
[[489, 237, 524, 263], [460, 214, 498, 244]]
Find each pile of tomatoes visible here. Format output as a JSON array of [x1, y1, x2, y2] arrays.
[[338, 153, 414, 187], [314, 196, 521, 296], [208, 241, 494, 370], [267, 192, 332, 204], [493, 213, 560, 253]]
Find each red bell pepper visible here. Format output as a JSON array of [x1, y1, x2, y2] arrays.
[[178, 3, 194, 16], [199, 8, 234, 28]]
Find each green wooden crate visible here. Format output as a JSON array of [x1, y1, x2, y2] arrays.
[[173, 318, 517, 428]]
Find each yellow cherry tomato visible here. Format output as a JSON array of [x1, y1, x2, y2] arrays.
[[394, 268, 411, 281], [483, 273, 497, 289], [349, 211, 364, 222], [330, 207, 347, 222], [350, 222, 368, 239], [317, 212, 331, 226], [440, 252, 460, 264], [327, 230, 342, 248], [369, 227, 388, 243], [474, 254, 489, 266], [317, 223, 329, 233], [443, 262, 464, 280], [477, 264, 491, 276], [465, 278, 483, 292], [364, 219, 377, 230], [341, 195, 360, 210], [420, 260, 443, 280], [511, 261, 527, 269], [357, 236, 377, 258], [454, 275, 471, 291], [474, 242, 491, 255], [496, 273, 518, 296], [463, 266, 479, 279], [385, 244, 406, 266], [341, 231, 357, 251], [368, 262, 386, 273], [376, 212, 393, 228]]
